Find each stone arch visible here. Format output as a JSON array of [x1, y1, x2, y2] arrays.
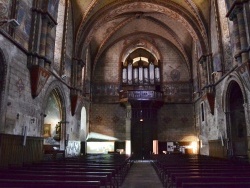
[[76, 1, 208, 56], [121, 38, 162, 63], [222, 73, 248, 113], [42, 81, 67, 150], [223, 74, 248, 159]]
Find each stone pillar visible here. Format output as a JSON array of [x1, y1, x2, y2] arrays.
[[38, 16, 48, 67], [232, 16, 242, 64], [243, 103, 250, 160], [45, 23, 54, 69], [125, 105, 131, 140], [237, 10, 249, 63]]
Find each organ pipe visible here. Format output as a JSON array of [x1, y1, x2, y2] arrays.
[[122, 67, 127, 83], [122, 59, 160, 85], [149, 62, 155, 84], [128, 63, 132, 85], [155, 67, 160, 82]]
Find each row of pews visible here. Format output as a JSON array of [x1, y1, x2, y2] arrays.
[[0, 154, 132, 188], [152, 154, 250, 188]]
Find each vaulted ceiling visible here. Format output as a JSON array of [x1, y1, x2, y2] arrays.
[[72, 0, 210, 73]]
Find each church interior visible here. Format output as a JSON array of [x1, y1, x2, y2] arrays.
[[0, 0, 250, 187]]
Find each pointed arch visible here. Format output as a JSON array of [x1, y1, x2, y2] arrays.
[[223, 74, 248, 158], [42, 81, 67, 150]]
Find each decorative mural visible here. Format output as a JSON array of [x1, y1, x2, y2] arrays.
[[12, 0, 33, 49], [162, 82, 191, 103], [95, 115, 103, 123], [181, 117, 189, 124], [169, 65, 181, 81], [15, 78, 25, 97], [90, 104, 126, 140], [163, 116, 172, 124], [213, 53, 222, 72], [92, 83, 119, 96], [217, 0, 233, 69], [0, 0, 8, 20], [112, 115, 120, 123]]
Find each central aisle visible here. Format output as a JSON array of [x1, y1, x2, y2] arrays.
[[121, 161, 164, 188]]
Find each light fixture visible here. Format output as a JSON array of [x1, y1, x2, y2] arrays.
[[61, 74, 67, 79], [0, 19, 20, 27], [139, 110, 143, 122], [193, 91, 202, 94]]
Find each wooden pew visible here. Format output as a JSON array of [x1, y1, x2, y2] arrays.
[[3, 168, 117, 188], [173, 176, 250, 188], [152, 154, 250, 188], [0, 173, 109, 188], [182, 182, 250, 188], [0, 179, 100, 188], [1, 154, 131, 188]]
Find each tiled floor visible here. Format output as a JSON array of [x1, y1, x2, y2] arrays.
[[121, 161, 164, 188]]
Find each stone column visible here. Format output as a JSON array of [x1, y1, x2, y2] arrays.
[[125, 105, 131, 140], [237, 10, 249, 63], [45, 23, 54, 69], [38, 16, 48, 67], [232, 16, 241, 64], [243, 103, 250, 160]]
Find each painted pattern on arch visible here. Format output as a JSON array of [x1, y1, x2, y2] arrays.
[[77, 1, 201, 51]]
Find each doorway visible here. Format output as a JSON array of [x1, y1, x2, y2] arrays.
[[227, 81, 248, 158], [130, 102, 158, 160]]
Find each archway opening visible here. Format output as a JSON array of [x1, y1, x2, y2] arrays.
[[43, 89, 64, 153], [228, 81, 247, 159]]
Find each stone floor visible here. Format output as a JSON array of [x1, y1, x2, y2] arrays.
[[121, 160, 164, 188]]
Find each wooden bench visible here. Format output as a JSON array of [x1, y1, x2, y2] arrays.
[[0, 179, 101, 188], [182, 182, 250, 188], [1, 154, 132, 188], [174, 176, 250, 188], [0, 173, 109, 187], [4, 167, 118, 187]]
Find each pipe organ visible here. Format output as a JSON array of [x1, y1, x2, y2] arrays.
[[122, 60, 160, 85]]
